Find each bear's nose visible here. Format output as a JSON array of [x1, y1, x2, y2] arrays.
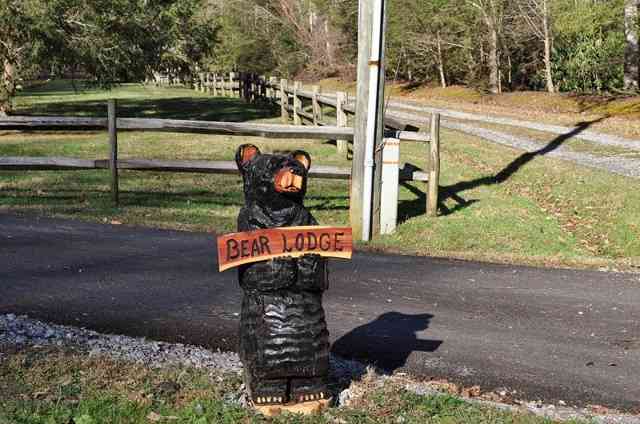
[[274, 168, 303, 193]]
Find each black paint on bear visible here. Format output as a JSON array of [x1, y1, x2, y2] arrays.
[[235, 144, 330, 405]]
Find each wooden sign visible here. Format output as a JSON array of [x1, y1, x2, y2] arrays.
[[217, 226, 352, 271]]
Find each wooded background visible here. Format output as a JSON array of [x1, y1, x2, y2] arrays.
[[1, 0, 639, 116]]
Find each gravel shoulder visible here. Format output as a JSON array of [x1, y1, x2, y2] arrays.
[[3, 313, 640, 423]]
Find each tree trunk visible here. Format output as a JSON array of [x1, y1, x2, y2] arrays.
[[507, 53, 513, 88], [1, 60, 16, 116], [324, 19, 335, 68], [488, 23, 500, 93], [436, 33, 447, 88], [624, 0, 639, 90], [543, 0, 556, 93]]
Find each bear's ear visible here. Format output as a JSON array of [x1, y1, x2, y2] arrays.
[[291, 150, 311, 171], [235, 144, 261, 171]]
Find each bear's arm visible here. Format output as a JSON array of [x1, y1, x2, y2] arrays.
[[296, 254, 329, 292], [238, 257, 297, 293]]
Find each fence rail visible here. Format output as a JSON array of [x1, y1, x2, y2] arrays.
[[0, 156, 430, 181]]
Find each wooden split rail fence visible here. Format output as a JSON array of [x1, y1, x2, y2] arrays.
[[189, 72, 441, 224], [1, 74, 441, 236]]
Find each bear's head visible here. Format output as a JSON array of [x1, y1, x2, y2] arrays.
[[235, 144, 312, 208]]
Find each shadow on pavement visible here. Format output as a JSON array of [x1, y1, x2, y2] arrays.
[[332, 311, 442, 373]]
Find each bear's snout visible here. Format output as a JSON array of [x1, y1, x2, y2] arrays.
[[275, 167, 304, 193]]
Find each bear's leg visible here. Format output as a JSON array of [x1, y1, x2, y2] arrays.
[[247, 374, 288, 405], [290, 376, 329, 403]]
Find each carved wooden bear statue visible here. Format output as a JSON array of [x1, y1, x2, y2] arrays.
[[234, 144, 330, 414]]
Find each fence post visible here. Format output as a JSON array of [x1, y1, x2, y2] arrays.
[[293, 81, 302, 126], [211, 73, 217, 96], [249, 74, 255, 102], [336, 91, 348, 155], [380, 138, 400, 234], [260, 75, 267, 102], [108, 99, 119, 206], [312, 85, 320, 125], [270, 77, 278, 103], [280, 79, 289, 123], [266, 76, 271, 99], [252, 74, 258, 102], [317, 86, 324, 122], [230, 72, 236, 97], [268, 77, 275, 102], [427, 113, 441, 217], [272, 76, 277, 102]]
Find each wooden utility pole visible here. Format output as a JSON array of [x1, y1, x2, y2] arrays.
[[351, 0, 387, 241]]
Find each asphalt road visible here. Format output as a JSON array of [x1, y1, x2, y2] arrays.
[[1, 213, 639, 411]]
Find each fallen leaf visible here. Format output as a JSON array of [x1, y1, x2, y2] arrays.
[[147, 412, 162, 422], [462, 385, 481, 398]]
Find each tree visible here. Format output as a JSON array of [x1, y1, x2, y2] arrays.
[[387, 0, 466, 87], [466, 0, 506, 94], [0, 0, 43, 115], [624, 0, 639, 90], [208, 0, 302, 74], [1, 0, 218, 114], [155, 0, 219, 80], [517, 0, 555, 92], [552, 0, 625, 92], [40, 0, 216, 86]]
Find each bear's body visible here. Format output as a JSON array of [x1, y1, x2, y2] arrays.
[[235, 145, 330, 406]]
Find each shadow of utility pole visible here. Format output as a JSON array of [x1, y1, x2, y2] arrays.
[[438, 118, 605, 214]]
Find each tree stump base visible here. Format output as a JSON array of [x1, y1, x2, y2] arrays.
[[253, 399, 331, 416]]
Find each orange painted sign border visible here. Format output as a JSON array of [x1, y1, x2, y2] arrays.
[[217, 226, 352, 272]]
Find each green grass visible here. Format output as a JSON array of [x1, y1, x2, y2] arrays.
[[1, 80, 639, 270], [0, 345, 581, 424]]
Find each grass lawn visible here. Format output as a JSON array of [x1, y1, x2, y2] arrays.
[[0, 345, 580, 424], [1, 80, 639, 271]]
